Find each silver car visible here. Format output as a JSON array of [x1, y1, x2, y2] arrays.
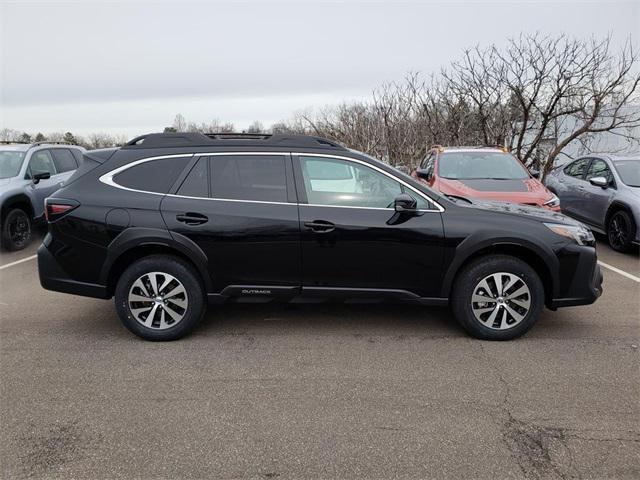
[[544, 154, 640, 252], [0, 142, 85, 251]]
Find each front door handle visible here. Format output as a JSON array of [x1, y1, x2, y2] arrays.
[[304, 220, 335, 233], [176, 212, 208, 225]]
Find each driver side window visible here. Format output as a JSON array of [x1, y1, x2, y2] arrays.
[[299, 156, 402, 209], [27, 150, 56, 179]]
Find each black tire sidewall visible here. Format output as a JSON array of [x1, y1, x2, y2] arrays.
[[1, 208, 32, 251], [452, 255, 544, 341], [115, 255, 205, 341], [608, 210, 635, 253]]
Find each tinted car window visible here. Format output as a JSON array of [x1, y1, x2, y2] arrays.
[[115, 157, 189, 193], [563, 159, 590, 178], [300, 156, 402, 208], [28, 150, 56, 178], [585, 159, 613, 183], [51, 149, 78, 173], [177, 157, 209, 197], [210, 155, 287, 202]]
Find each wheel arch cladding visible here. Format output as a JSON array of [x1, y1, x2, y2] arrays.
[[101, 228, 212, 296], [442, 239, 557, 304], [605, 201, 634, 226], [1, 194, 34, 219]]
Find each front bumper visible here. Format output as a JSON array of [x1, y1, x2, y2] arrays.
[[38, 243, 110, 299], [548, 248, 603, 308]]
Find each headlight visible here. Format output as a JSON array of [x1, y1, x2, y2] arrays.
[[544, 194, 560, 208], [543, 223, 595, 246]]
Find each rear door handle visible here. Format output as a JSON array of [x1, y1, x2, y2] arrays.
[[176, 212, 208, 225], [304, 220, 335, 233]]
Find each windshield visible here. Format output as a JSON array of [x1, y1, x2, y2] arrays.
[[0, 151, 26, 179], [613, 159, 640, 187], [438, 151, 530, 180]]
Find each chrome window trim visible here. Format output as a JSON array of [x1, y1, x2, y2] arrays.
[[98, 151, 445, 212], [99, 153, 194, 195]]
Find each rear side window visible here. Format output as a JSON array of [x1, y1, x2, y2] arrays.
[[210, 155, 287, 202], [563, 159, 590, 178], [115, 157, 189, 193], [177, 157, 209, 197], [51, 149, 78, 173]]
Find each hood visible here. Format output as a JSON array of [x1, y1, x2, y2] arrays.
[[436, 177, 553, 205], [0, 177, 14, 188], [462, 199, 581, 225]]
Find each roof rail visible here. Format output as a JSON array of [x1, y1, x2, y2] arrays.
[[123, 132, 346, 150], [0, 140, 30, 145], [30, 141, 73, 147]]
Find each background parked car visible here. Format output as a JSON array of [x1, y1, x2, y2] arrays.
[[544, 155, 639, 252], [413, 146, 560, 211], [0, 142, 85, 251]]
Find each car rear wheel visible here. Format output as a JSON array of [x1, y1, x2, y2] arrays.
[[1, 208, 32, 251], [451, 255, 544, 340], [607, 210, 635, 253], [115, 255, 206, 341]]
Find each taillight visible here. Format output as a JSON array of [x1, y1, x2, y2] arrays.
[[45, 198, 79, 222]]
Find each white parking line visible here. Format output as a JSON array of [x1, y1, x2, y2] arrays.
[[0, 254, 37, 270], [598, 261, 640, 283]]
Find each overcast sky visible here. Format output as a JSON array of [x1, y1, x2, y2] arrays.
[[1, 0, 638, 138]]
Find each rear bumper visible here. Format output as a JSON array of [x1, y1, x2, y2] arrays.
[[548, 254, 603, 308], [38, 243, 110, 299]]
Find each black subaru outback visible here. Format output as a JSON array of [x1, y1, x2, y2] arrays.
[[38, 133, 602, 341]]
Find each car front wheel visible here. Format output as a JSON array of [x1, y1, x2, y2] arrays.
[[607, 210, 636, 253], [115, 255, 206, 341], [451, 255, 544, 340], [1, 208, 32, 251]]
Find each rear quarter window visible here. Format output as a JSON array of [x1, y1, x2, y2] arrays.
[[114, 157, 190, 193]]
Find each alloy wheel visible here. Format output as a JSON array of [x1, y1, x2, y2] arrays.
[[8, 212, 30, 248], [128, 272, 189, 330], [471, 272, 531, 330], [608, 213, 629, 250]]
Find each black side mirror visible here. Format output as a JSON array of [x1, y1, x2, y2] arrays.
[[394, 193, 417, 213], [32, 171, 51, 184], [415, 168, 430, 180], [530, 169, 540, 179]]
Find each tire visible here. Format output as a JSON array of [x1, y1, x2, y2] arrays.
[[451, 255, 544, 341], [115, 255, 206, 341], [1, 208, 32, 251], [607, 210, 636, 253]]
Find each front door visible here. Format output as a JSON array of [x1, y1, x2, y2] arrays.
[[161, 153, 301, 295], [26, 149, 61, 218], [581, 158, 616, 228], [294, 154, 444, 299]]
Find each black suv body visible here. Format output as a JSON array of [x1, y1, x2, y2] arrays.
[[38, 133, 603, 341]]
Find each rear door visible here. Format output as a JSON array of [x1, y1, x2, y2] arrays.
[[294, 154, 444, 299], [161, 153, 301, 296], [50, 148, 79, 186], [558, 158, 590, 217], [581, 158, 616, 228]]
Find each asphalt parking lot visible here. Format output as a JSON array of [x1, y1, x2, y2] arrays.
[[1, 231, 639, 479]]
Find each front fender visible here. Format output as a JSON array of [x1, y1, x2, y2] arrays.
[[440, 230, 560, 298]]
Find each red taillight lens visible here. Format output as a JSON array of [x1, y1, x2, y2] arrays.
[[45, 199, 79, 222]]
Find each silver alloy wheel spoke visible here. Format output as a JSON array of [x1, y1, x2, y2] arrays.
[[128, 272, 188, 330], [471, 272, 531, 331]]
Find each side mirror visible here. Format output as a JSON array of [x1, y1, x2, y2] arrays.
[[394, 193, 417, 213], [415, 169, 430, 180], [589, 176, 608, 188], [32, 171, 51, 184], [530, 169, 540, 179]]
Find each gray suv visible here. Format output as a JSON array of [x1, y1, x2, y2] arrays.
[[0, 142, 85, 251], [544, 154, 639, 252]]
